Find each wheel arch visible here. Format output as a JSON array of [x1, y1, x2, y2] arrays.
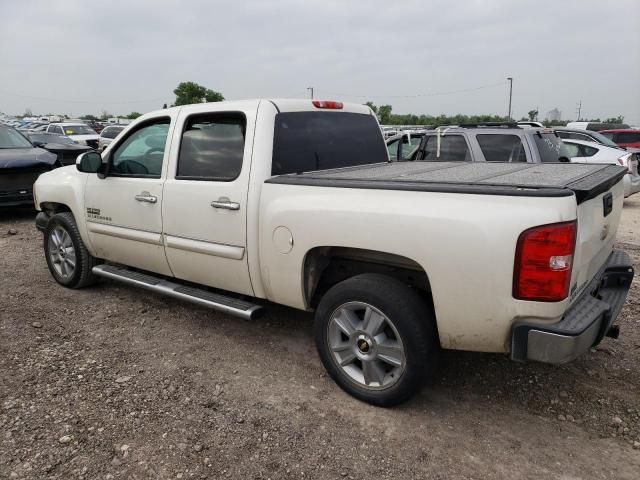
[[302, 246, 435, 314]]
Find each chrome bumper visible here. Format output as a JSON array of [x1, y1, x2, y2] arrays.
[[511, 250, 634, 364]]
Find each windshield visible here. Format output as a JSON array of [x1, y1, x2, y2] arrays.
[[272, 112, 387, 175], [62, 125, 97, 136], [589, 131, 621, 148], [533, 132, 572, 162], [0, 126, 33, 148], [29, 133, 75, 145]]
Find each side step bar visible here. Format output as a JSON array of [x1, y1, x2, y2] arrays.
[[92, 264, 264, 320]]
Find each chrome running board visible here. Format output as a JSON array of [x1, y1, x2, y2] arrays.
[[92, 264, 264, 320]]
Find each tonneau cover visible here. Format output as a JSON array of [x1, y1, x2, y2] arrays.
[[267, 162, 627, 203]]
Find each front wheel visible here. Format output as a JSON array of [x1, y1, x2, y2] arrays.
[[314, 273, 438, 407], [43, 212, 100, 288]]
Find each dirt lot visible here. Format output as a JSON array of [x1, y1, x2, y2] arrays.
[[1, 198, 640, 480]]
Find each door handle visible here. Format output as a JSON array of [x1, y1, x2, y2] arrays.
[[135, 192, 157, 204], [210, 200, 240, 211]]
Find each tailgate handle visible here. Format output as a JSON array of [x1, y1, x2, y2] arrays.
[[603, 193, 613, 217]]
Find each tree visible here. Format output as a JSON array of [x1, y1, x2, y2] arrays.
[[377, 105, 393, 124], [81, 114, 98, 121], [173, 81, 224, 106], [603, 115, 624, 124], [126, 112, 142, 119], [527, 109, 539, 122]]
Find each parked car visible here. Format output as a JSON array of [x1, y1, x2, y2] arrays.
[[26, 132, 94, 166], [598, 129, 640, 150], [46, 123, 100, 149], [98, 125, 126, 151], [0, 125, 58, 207], [33, 99, 634, 406], [85, 121, 105, 134], [554, 128, 622, 149], [561, 139, 640, 198], [566, 122, 630, 131], [394, 123, 572, 163]]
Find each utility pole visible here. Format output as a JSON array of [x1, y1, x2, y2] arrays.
[[507, 77, 513, 120], [307, 87, 314, 99], [576, 100, 582, 121]]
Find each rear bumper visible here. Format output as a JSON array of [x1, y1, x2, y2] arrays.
[[0, 190, 34, 207], [511, 250, 634, 364]]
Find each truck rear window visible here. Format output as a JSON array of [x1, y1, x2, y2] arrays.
[[272, 112, 387, 175]]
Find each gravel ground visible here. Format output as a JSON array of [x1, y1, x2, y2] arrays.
[[1, 197, 640, 480]]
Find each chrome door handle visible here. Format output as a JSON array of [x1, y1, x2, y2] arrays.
[[211, 200, 240, 210], [135, 192, 157, 204]]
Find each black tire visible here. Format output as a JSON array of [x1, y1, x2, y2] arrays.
[[43, 212, 100, 288], [314, 273, 438, 407]]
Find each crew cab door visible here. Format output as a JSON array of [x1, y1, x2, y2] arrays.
[[84, 114, 175, 275], [161, 103, 257, 296]]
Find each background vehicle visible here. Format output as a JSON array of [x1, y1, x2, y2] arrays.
[[385, 130, 430, 160], [46, 123, 99, 149], [599, 129, 640, 149], [98, 125, 125, 151], [27, 132, 94, 166], [32, 99, 634, 406], [554, 127, 622, 148], [393, 123, 572, 163], [565, 121, 630, 131], [562, 139, 639, 198], [0, 125, 58, 207]]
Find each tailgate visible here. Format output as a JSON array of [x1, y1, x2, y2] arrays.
[[569, 167, 627, 304]]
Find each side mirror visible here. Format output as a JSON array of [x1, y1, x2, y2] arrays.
[[76, 151, 104, 174]]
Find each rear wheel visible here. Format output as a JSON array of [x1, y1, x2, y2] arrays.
[[44, 212, 100, 288], [314, 273, 438, 407]]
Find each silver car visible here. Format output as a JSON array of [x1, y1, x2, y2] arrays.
[[98, 125, 125, 151]]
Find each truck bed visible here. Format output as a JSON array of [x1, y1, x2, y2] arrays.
[[266, 162, 627, 203]]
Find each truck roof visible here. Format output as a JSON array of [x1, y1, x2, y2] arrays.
[[142, 99, 373, 118], [267, 161, 627, 204]]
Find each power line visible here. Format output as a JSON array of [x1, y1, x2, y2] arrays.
[[0, 89, 167, 105], [319, 81, 508, 99]]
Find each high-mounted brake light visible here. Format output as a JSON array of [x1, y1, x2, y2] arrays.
[[513, 221, 577, 302], [312, 100, 343, 109]]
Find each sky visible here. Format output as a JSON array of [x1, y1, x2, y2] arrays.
[[1, 0, 639, 124]]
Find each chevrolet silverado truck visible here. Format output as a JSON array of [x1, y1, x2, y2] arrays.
[[33, 99, 635, 406]]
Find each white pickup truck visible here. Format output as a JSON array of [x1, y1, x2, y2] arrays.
[[33, 99, 635, 406]]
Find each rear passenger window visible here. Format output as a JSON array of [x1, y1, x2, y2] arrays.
[[177, 113, 246, 181], [421, 135, 470, 161], [477, 134, 527, 162], [617, 132, 640, 143]]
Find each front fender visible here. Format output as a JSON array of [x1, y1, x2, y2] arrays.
[[34, 166, 95, 254]]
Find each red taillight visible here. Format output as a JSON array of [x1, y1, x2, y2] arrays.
[[312, 100, 343, 109], [513, 221, 577, 302]]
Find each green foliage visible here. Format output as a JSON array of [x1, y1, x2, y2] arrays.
[[81, 114, 98, 121], [125, 112, 142, 119], [527, 109, 539, 121], [173, 81, 224, 106], [364, 102, 510, 127], [603, 115, 624, 124]]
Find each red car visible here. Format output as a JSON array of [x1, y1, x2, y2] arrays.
[[599, 129, 640, 149]]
